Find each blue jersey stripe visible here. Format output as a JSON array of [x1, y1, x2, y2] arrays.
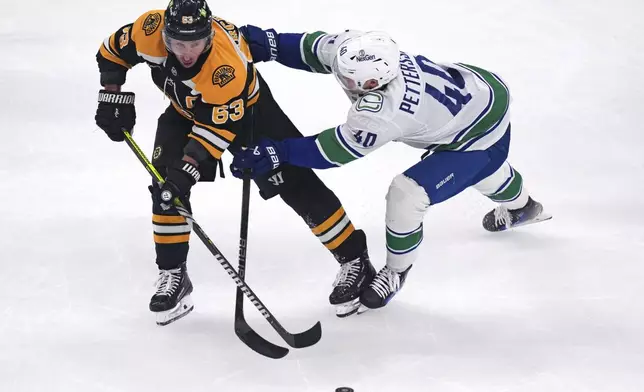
[[387, 240, 423, 255], [387, 224, 423, 237], [335, 126, 364, 158], [493, 165, 514, 194], [448, 69, 494, 144]]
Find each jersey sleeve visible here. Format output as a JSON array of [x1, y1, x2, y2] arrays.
[[285, 91, 400, 168], [278, 30, 363, 73], [242, 26, 362, 74], [96, 23, 139, 85], [96, 10, 164, 85]]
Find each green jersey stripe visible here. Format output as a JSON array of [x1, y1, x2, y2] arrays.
[[433, 64, 510, 152], [316, 127, 359, 165], [386, 228, 424, 253], [490, 170, 523, 202], [301, 32, 328, 73]]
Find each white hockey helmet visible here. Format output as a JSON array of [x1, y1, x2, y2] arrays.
[[332, 31, 400, 94]]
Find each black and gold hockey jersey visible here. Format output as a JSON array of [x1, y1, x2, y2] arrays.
[[97, 10, 259, 160]]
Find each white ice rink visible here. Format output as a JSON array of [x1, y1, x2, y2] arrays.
[[1, 0, 643, 391]]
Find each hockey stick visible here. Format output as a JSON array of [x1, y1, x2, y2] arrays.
[[122, 130, 322, 353], [234, 166, 290, 359], [233, 108, 290, 359]]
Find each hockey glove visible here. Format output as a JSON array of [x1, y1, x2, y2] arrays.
[[240, 25, 278, 63], [151, 160, 201, 212], [231, 138, 287, 179], [95, 89, 136, 142]]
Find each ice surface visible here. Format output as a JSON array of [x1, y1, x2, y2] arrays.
[[1, 1, 643, 391]]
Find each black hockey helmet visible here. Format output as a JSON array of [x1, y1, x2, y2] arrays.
[[164, 0, 213, 41]]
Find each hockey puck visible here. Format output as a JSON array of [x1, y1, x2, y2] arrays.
[[335, 388, 354, 392]]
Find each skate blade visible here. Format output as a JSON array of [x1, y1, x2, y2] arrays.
[[512, 211, 553, 229], [335, 298, 361, 318], [356, 304, 370, 315], [155, 295, 194, 326]]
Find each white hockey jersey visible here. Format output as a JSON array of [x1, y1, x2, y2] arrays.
[[300, 31, 512, 166]]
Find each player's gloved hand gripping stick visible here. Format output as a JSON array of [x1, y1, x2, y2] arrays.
[[121, 130, 322, 358]]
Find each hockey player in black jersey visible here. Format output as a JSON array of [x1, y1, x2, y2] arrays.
[[94, 0, 374, 324]]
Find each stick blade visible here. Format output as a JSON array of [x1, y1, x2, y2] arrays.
[[235, 319, 289, 359], [284, 321, 322, 349]]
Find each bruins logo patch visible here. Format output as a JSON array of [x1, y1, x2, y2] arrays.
[[143, 13, 162, 36], [212, 65, 235, 87], [152, 146, 163, 161]]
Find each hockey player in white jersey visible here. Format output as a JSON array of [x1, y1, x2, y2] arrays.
[[232, 27, 551, 311]]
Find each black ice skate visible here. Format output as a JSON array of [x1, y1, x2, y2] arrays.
[[359, 265, 412, 311], [482, 197, 552, 232], [330, 249, 376, 317], [150, 262, 194, 326]]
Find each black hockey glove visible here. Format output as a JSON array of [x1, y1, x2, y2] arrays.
[[95, 89, 136, 142], [151, 160, 201, 212]]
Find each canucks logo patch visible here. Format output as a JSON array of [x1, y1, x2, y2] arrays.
[[143, 13, 162, 36], [356, 92, 384, 112], [212, 65, 235, 87]]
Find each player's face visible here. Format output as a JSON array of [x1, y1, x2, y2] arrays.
[[335, 73, 358, 91], [166, 37, 209, 68], [332, 58, 359, 92]]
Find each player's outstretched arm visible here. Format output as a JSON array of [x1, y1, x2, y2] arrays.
[[241, 25, 361, 74], [231, 111, 396, 178]]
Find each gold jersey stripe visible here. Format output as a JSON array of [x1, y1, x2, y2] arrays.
[[248, 92, 260, 107], [99, 45, 130, 69], [247, 70, 258, 96], [193, 120, 236, 142], [108, 34, 119, 55], [188, 134, 224, 159], [311, 207, 345, 235], [154, 233, 190, 244], [324, 224, 355, 250], [153, 214, 186, 224], [171, 101, 194, 120]]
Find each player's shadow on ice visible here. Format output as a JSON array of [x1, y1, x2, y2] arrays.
[[440, 224, 567, 255], [315, 299, 592, 370]]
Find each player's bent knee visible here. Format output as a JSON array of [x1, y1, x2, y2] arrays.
[[386, 174, 430, 224]]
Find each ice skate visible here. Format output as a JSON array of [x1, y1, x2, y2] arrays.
[[482, 197, 552, 232], [359, 265, 412, 311], [330, 249, 376, 317], [150, 262, 194, 326]]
